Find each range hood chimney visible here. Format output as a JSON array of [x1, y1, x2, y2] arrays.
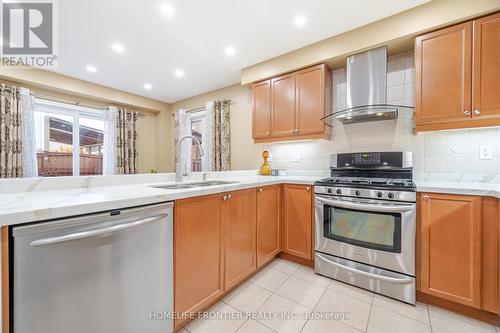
[[325, 46, 413, 125], [347, 47, 388, 112]]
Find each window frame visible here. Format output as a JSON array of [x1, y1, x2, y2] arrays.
[[34, 98, 106, 176], [190, 111, 205, 172]]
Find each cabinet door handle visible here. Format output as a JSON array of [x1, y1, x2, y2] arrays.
[[422, 195, 429, 201], [473, 109, 481, 115], [463, 110, 471, 116]]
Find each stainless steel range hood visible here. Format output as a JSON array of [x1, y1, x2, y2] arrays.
[[322, 46, 413, 125]]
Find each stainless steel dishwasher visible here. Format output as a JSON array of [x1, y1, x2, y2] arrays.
[[11, 202, 173, 333]]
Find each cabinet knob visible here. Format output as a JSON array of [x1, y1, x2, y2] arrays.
[[306, 186, 310, 191], [463, 110, 471, 116], [473, 109, 481, 115], [423, 195, 429, 201], [227, 194, 232, 200], [222, 195, 228, 201], [258, 188, 263, 192], [266, 131, 270, 136]]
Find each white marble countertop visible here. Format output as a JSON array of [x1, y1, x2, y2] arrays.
[[2, 170, 500, 227], [415, 180, 500, 199], [0, 175, 319, 226]]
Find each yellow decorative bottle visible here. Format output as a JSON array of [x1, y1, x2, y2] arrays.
[[260, 151, 271, 176]]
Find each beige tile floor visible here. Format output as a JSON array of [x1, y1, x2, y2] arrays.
[[181, 258, 499, 333]]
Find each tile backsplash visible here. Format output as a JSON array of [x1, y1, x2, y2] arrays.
[[264, 52, 500, 176]]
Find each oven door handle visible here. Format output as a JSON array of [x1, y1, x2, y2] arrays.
[[316, 196, 414, 213], [316, 253, 414, 284]]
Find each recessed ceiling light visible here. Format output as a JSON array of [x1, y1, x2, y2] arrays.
[[111, 42, 125, 53], [144, 83, 153, 90], [160, 2, 175, 18], [293, 15, 307, 27], [174, 69, 184, 78], [224, 46, 237, 57], [85, 65, 97, 73]]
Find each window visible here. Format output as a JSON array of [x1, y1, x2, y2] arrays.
[[190, 112, 204, 172], [34, 99, 105, 177]]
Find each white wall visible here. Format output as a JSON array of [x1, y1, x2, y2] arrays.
[[264, 53, 500, 176]]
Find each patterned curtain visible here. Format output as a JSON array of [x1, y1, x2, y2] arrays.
[[116, 108, 139, 174], [0, 85, 23, 178], [212, 100, 231, 171]]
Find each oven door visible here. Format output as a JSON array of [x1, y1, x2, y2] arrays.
[[315, 195, 415, 276]]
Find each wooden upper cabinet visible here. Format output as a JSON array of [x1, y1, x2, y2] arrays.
[[415, 22, 472, 126], [252, 63, 331, 143], [415, 12, 500, 131], [420, 193, 482, 308], [296, 64, 330, 136], [222, 189, 257, 291], [271, 73, 296, 137], [282, 184, 313, 260], [174, 194, 223, 328], [252, 80, 271, 139], [472, 12, 500, 119], [256, 185, 281, 268]]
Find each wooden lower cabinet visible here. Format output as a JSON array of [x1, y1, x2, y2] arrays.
[[481, 197, 499, 314], [174, 194, 224, 328], [256, 185, 281, 268], [174, 189, 257, 329], [419, 193, 483, 309], [282, 184, 313, 260], [222, 189, 257, 290]]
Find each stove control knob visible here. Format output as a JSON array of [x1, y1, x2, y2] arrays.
[[336, 189, 342, 195], [376, 191, 383, 198], [388, 192, 395, 199], [355, 190, 361, 196], [326, 188, 332, 194]]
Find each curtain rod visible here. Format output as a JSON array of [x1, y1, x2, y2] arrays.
[[2, 82, 146, 117], [32, 93, 146, 117], [171, 101, 235, 116]]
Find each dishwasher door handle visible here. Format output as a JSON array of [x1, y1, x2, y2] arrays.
[[30, 214, 168, 247]]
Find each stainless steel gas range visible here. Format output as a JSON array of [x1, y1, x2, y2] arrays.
[[314, 152, 416, 304]]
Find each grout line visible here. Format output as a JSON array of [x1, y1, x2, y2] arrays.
[[427, 302, 432, 331], [288, 266, 331, 288], [364, 295, 374, 332], [370, 297, 432, 327], [254, 262, 314, 333], [327, 281, 374, 305], [223, 278, 278, 333], [299, 280, 329, 333], [233, 319, 250, 333], [222, 302, 251, 333]]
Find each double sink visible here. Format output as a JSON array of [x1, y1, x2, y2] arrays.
[[152, 180, 239, 190]]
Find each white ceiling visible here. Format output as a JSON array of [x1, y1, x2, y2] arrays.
[[54, 0, 429, 103]]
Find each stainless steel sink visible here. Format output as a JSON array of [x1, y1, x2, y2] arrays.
[[194, 180, 238, 187], [155, 184, 199, 190], [152, 180, 238, 190]]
